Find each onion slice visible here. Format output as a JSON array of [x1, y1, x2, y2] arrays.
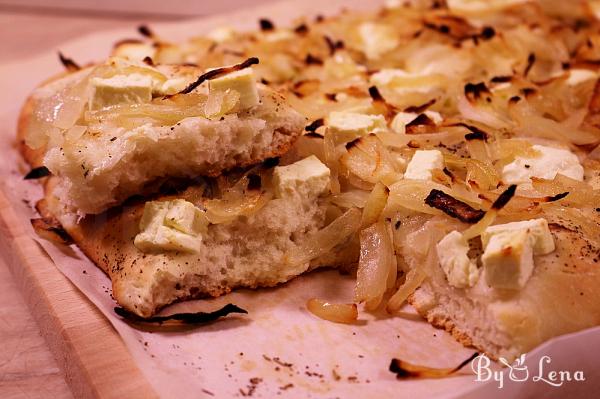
[[386, 254, 428, 313], [360, 182, 390, 228], [330, 190, 370, 209], [462, 184, 517, 240], [389, 352, 479, 379], [355, 221, 396, 310], [532, 175, 600, 206], [204, 191, 272, 224], [286, 207, 361, 266], [306, 298, 358, 324], [386, 180, 481, 217]]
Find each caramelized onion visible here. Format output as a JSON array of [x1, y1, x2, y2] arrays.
[[286, 207, 361, 266], [386, 180, 480, 217], [386, 249, 430, 313], [532, 175, 600, 206], [355, 220, 396, 310], [360, 182, 389, 228], [204, 191, 271, 224], [509, 99, 600, 145], [457, 96, 511, 130], [330, 190, 370, 209], [462, 184, 517, 240], [340, 135, 400, 185], [424, 189, 485, 224], [85, 103, 207, 126], [306, 298, 358, 324], [389, 352, 479, 379]]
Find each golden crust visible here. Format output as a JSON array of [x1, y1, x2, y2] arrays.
[[408, 221, 600, 361], [16, 70, 317, 317]]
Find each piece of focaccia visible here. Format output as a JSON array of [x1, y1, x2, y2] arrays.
[[36, 162, 359, 318], [398, 160, 600, 361], [405, 219, 600, 361], [20, 58, 305, 218]]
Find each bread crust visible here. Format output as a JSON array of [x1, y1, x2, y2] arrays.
[[17, 70, 337, 317], [406, 219, 600, 361]]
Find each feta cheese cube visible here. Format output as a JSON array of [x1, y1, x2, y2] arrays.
[[482, 229, 535, 290], [209, 67, 259, 110], [138, 225, 202, 253], [359, 23, 399, 60], [566, 69, 597, 86], [89, 73, 153, 110], [164, 199, 209, 236], [404, 150, 444, 181], [436, 231, 480, 288], [134, 200, 206, 253], [328, 111, 386, 136], [502, 144, 584, 186], [481, 218, 555, 255], [273, 155, 330, 199]]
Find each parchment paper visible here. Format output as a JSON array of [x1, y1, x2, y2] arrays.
[[1, 1, 599, 397]]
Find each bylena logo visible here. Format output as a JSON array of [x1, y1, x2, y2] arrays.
[[471, 353, 586, 389]]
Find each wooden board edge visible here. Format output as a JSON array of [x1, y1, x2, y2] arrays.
[[0, 189, 158, 399]]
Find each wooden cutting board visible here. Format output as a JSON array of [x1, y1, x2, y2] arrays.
[[0, 189, 158, 399], [0, 1, 380, 398]]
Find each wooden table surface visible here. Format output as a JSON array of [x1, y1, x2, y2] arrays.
[[0, 4, 270, 398]]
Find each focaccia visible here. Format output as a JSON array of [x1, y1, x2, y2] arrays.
[[21, 58, 305, 218], [18, 0, 600, 364], [33, 165, 358, 317]]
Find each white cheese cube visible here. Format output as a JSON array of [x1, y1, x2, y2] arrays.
[[404, 150, 444, 181], [358, 23, 399, 60], [502, 144, 584, 186], [482, 229, 535, 290], [481, 218, 555, 255], [134, 200, 206, 253], [328, 111, 386, 136], [164, 199, 209, 236], [273, 155, 331, 199], [136, 225, 201, 253], [209, 67, 259, 111], [436, 231, 480, 288], [89, 73, 153, 110], [567, 69, 597, 86]]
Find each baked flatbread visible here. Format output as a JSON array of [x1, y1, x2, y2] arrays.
[[20, 59, 305, 217], [19, 0, 600, 362]]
